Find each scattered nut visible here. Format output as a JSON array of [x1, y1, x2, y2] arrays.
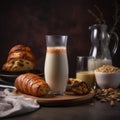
[[95, 88, 120, 106]]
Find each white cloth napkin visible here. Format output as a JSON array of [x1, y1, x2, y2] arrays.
[[0, 89, 40, 118]]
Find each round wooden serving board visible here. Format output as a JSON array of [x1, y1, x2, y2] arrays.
[[13, 89, 95, 106]]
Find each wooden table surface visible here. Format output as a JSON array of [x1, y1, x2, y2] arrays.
[[2, 99, 120, 120], [1, 79, 120, 120]]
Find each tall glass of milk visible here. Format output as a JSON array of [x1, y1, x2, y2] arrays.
[[44, 35, 68, 95]]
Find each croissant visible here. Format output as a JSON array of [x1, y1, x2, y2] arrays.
[[14, 73, 50, 97]]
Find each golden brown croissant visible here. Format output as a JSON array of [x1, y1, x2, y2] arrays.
[[14, 73, 50, 97]]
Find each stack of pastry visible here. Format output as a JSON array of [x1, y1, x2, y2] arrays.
[[2, 44, 36, 72]]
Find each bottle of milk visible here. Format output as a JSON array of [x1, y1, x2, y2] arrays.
[[88, 24, 119, 70], [44, 35, 68, 95]]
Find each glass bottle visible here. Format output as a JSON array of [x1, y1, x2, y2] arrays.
[[88, 24, 119, 70]]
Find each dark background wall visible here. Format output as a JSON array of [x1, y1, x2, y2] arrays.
[[0, 0, 120, 77]]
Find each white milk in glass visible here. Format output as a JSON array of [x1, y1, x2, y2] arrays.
[[44, 47, 68, 94]]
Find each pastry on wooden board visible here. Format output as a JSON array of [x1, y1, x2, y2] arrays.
[[67, 78, 91, 95], [14, 74, 91, 97], [14, 73, 50, 97]]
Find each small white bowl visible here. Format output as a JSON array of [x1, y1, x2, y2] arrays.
[[95, 71, 120, 89]]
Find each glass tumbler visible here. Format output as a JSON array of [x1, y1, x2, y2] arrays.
[[44, 35, 68, 95], [76, 56, 95, 88]]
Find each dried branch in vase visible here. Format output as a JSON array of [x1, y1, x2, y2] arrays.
[[88, 1, 120, 35]]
